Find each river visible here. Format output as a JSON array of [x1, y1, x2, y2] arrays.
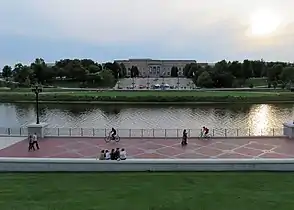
[[0, 103, 293, 131]]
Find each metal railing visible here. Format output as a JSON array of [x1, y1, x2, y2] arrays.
[[45, 128, 284, 138], [0, 127, 284, 138], [0, 127, 28, 137]]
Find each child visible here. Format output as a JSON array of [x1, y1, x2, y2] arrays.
[[98, 150, 105, 160]]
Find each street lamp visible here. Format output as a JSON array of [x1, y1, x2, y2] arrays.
[[147, 75, 150, 89], [132, 77, 135, 89], [31, 85, 42, 124]]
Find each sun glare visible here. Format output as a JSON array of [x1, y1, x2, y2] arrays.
[[250, 9, 281, 37]]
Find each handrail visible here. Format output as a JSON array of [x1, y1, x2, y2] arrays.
[[0, 127, 284, 138]]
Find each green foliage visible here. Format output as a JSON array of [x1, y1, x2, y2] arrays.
[[6, 58, 121, 88], [170, 66, 179, 77], [197, 71, 213, 88]]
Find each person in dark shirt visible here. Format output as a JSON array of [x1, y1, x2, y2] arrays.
[[110, 127, 117, 140], [114, 148, 120, 160], [181, 129, 188, 146], [110, 149, 116, 160]]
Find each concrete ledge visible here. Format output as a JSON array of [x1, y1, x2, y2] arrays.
[[1, 158, 294, 172]]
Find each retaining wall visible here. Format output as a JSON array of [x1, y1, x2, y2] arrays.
[[1, 158, 294, 172]]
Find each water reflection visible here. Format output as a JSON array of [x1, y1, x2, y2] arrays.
[[1, 103, 294, 130]]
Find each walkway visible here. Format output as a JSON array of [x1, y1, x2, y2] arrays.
[[0, 137, 294, 159]]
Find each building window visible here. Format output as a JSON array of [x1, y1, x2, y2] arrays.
[[168, 72, 170, 76]]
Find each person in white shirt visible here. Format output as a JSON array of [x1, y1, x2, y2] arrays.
[[32, 133, 40, 150], [120, 148, 127, 160], [105, 150, 111, 160]]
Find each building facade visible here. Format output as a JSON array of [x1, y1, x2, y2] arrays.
[[114, 59, 208, 77]]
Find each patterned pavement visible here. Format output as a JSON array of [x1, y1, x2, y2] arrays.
[[0, 137, 294, 159]]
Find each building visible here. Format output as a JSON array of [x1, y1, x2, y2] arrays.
[[114, 59, 208, 77]]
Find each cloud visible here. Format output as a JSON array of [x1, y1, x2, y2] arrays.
[[1, 0, 294, 66]]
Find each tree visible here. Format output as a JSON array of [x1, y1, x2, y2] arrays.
[[280, 66, 294, 86], [2, 65, 12, 79], [119, 63, 127, 78], [30, 58, 48, 84], [242, 60, 253, 79], [99, 69, 116, 87], [130, 66, 139, 78], [88, 64, 101, 74], [170, 66, 178, 77], [267, 64, 283, 82], [197, 71, 214, 88]]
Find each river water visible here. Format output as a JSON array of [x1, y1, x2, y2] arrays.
[[0, 103, 293, 132]]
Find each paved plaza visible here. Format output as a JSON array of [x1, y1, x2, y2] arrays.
[[0, 137, 294, 159]]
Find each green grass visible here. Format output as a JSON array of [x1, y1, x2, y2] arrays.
[[1, 172, 294, 210], [0, 90, 293, 103], [245, 78, 268, 87]]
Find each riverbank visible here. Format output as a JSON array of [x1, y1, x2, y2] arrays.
[[1, 172, 293, 210], [0, 90, 293, 103]]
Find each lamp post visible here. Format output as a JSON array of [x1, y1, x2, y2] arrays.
[[147, 75, 150, 89], [31, 85, 42, 124], [177, 75, 180, 90], [132, 77, 135, 89]]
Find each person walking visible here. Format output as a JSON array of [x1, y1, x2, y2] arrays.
[[28, 134, 35, 151], [32, 133, 40, 150]]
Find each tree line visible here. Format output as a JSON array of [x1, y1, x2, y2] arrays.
[[171, 60, 294, 88], [1, 58, 130, 88], [1, 58, 294, 89]]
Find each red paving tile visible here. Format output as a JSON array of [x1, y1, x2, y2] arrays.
[[1, 137, 294, 159], [245, 142, 276, 150], [234, 147, 264, 157]]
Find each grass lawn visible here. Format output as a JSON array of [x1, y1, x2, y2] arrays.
[[1, 172, 294, 210], [49, 90, 289, 97], [245, 78, 268, 87]]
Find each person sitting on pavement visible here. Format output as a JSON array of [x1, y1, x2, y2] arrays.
[[105, 150, 111, 160], [98, 150, 105, 160], [114, 148, 120, 160], [110, 149, 116, 160], [120, 148, 127, 160]]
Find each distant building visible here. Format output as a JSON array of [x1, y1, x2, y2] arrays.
[[114, 59, 209, 77]]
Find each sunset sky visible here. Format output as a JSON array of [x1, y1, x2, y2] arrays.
[[1, 0, 294, 67]]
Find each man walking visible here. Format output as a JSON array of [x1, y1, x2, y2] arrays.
[[32, 133, 40, 150], [28, 134, 35, 151]]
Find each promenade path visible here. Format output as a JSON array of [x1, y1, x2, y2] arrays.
[[0, 137, 294, 159]]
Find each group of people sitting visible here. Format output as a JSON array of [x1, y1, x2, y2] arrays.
[[181, 126, 210, 146], [98, 148, 127, 160]]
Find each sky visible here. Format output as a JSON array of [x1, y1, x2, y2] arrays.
[[1, 0, 294, 67]]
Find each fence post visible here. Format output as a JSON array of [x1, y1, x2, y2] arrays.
[[92, 128, 95, 137], [225, 129, 227, 138], [188, 129, 191, 138], [273, 128, 275, 136], [236, 129, 239, 137], [177, 129, 179, 138], [129, 129, 131, 138], [104, 129, 107, 137], [165, 129, 167, 138], [8, 128, 10, 136], [81, 128, 83, 137], [212, 129, 215, 137], [141, 129, 143, 138], [20, 128, 22, 136], [69, 128, 72, 136], [248, 129, 250, 137], [260, 129, 262, 136], [153, 129, 155, 138]]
